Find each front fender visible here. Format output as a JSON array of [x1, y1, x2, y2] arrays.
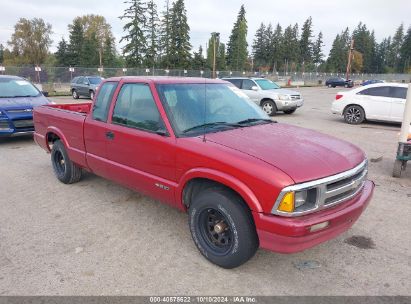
[[177, 168, 263, 213]]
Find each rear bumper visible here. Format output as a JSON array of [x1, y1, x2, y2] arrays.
[[253, 180, 374, 253]]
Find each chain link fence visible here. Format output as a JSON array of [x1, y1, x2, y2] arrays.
[[0, 65, 410, 93]]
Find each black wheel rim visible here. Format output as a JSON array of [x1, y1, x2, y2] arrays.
[[53, 150, 66, 176], [198, 208, 234, 256], [346, 107, 361, 123]]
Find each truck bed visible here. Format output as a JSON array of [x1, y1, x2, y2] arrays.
[[33, 103, 91, 168]]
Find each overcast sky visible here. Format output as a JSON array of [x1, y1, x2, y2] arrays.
[[0, 0, 410, 58]]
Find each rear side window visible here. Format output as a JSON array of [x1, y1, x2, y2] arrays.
[[92, 82, 118, 122], [242, 79, 256, 90], [225, 79, 242, 88], [72, 77, 78, 84], [76, 77, 84, 84], [389, 87, 407, 99], [358, 86, 390, 98], [112, 83, 163, 132]]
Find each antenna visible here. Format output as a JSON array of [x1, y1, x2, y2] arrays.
[[202, 77, 207, 142]]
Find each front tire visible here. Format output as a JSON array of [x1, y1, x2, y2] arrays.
[[344, 105, 365, 124], [72, 89, 79, 99], [188, 187, 258, 269], [284, 109, 296, 114], [261, 100, 277, 116], [51, 140, 82, 184]]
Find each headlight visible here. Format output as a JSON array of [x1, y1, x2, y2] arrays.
[[278, 94, 290, 100], [277, 188, 318, 213]]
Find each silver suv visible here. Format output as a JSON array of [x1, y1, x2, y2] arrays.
[[71, 76, 104, 100], [222, 77, 303, 115]]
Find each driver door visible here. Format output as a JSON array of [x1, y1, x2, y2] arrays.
[[241, 79, 260, 104]]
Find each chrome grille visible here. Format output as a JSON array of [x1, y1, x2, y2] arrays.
[[13, 119, 34, 128], [6, 109, 33, 114], [272, 160, 368, 217]]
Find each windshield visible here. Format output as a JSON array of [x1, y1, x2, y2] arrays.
[[254, 79, 280, 90], [0, 78, 41, 98], [156, 83, 270, 137], [88, 77, 103, 85]]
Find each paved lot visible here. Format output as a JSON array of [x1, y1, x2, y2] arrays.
[[0, 87, 410, 295]]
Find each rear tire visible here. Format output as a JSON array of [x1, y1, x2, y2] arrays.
[[72, 90, 79, 99], [261, 100, 277, 116], [344, 105, 365, 124], [51, 140, 82, 184], [90, 90, 95, 100], [188, 187, 259, 269]]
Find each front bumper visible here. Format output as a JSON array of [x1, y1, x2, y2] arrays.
[[277, 98, 304, 110], [253, 180, 374, 253]]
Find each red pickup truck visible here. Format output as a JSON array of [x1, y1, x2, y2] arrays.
[[34, 77, 374, 268]]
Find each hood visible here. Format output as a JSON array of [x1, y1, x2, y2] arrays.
[[0, 95, 49, 110], [265, 88, 300, 96], [205, 123, 365, 184]]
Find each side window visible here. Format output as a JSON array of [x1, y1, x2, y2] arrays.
[[358, 87, 390, 98], [242, 79, 256, 90], [389, 87, 407, 99], [226, 79, 242, 88], [112, 83, 163, 132], [76, 77, 84, 84], [72, 77, 78, 84], [92, 81, 118, 122]]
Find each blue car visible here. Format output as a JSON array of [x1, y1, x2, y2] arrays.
[[361, 79, 384, 86], [0, 75, 50, 137]]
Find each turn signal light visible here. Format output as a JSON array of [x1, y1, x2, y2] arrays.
[[335, 94, 343, 100], [278, 192, 295, 212]]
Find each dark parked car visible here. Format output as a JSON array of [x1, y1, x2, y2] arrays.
[[325, 77, 353, 88], [71, 76, 103, 100], [0, 75, 50, 137], [361, 79, 384, 86]]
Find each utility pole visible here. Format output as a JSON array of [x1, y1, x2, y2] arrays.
[[345, 39, 355, 80], [212, 32, 220, 79]]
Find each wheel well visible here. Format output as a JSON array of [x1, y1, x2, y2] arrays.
[[260, 98, 275, 106], [182, 178, 250, 212], [343, 104, 365, 117], [46, 132, 60, 149]]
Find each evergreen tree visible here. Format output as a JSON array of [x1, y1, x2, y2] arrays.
[[103, 38, 116, 67], [226, 5, 248, 71], [299, 17, 313, 65], [120, 0, 147, 67], [312, 32, 324, 65], [326, 28, 350, 73], [192, 45, 206, 69], [55, 38, 70, 66], [217, 43, 227, 71], [252, 23, 267, 68], [352, 23, 375, 73], [0, 44, 4, 64], [399, 26, 411, 73], [168, 0, 192, 68], [80, 33, 99, 67], [282, 24, 300, 71], [388, 24, 404, 71], [159, 0, 172, 68], [145, 0, 160, 68], [67, 18, 85, 66], [269, 23, 283, 72], [206, 32, 220, 69]]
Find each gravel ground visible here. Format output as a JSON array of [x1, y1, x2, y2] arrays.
[[0, 87, 410, 296]]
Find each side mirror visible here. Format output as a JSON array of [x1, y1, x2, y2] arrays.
[[251, 86, 259, 91], [42, 91, 49, 97], [156, 129, 169, 137]]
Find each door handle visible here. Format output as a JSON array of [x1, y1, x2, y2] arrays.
[[106, 131, 115, 140]]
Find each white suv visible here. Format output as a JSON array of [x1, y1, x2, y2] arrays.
[[331, 83, 408, 124], [222, 77, 304, 116]]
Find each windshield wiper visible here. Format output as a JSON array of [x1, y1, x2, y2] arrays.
[[182, 122, 241, 133], [236, 118, 274, 125], [9, 95, 39, 98]]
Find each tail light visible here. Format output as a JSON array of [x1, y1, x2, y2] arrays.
[[335, 94, 343, 100]]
